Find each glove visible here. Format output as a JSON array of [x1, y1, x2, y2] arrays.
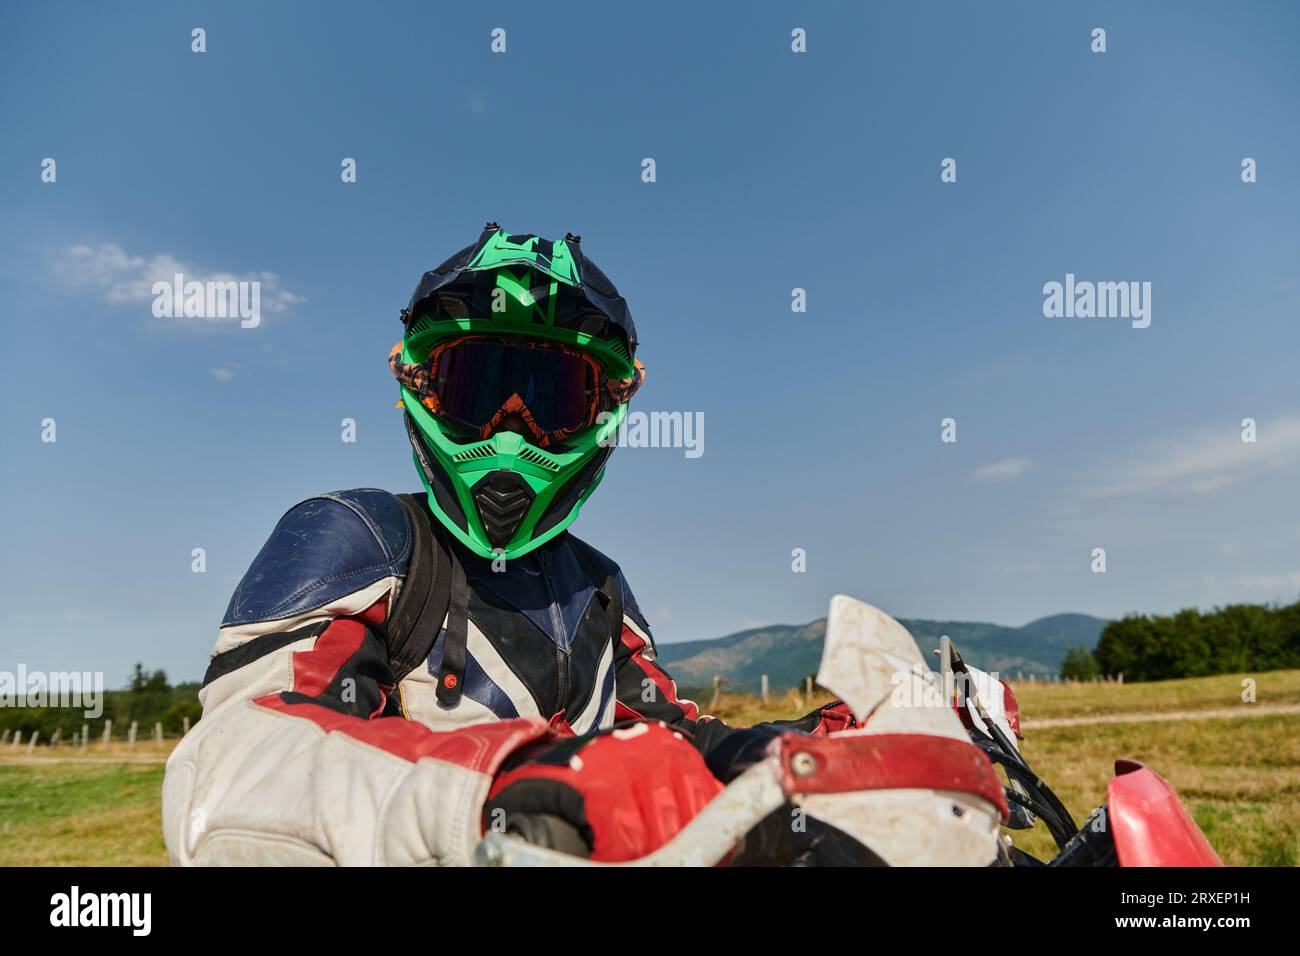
[[704, 699, 860, 784], [483, 721, 723, 862]]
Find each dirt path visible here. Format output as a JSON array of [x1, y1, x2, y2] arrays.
[[1023, 702, 1300, 730]]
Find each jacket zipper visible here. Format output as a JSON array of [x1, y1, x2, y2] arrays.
[[537, 548, 569, 712]]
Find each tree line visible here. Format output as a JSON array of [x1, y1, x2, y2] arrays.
[[0, 664, 201, 740], [1061, 601, 1300, 681]]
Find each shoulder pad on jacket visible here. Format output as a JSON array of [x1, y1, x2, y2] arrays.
[[222, 489, 412, 627]]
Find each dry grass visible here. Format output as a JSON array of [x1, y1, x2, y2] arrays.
[[1011, 669, 1300, 722], [706, 688, 817, 727]]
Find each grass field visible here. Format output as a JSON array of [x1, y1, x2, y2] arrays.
[[0, 759, 167, 866], [2, 671, 1296, 866]]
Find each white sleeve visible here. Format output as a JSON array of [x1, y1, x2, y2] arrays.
[[162, 608, 548, 866]]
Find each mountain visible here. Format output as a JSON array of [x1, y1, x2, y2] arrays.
[[656, 613, 1108, 693]]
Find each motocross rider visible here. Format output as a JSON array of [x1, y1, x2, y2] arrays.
[[162, 224, 880, 866]]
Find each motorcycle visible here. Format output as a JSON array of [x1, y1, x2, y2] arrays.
[[476, 595, 1221, 867]]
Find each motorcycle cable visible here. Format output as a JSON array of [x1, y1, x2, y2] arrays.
[[971, 733, 1075, 848], [945, 646, 1080, 839], [1002, 786, 1061, 828]]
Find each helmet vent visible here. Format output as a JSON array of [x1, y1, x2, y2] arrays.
[[407, 314, 436, 337], [453, 444, 494, 463], [472, 470, 536, 548], [516, 447, 561, 472], [452, 443, 559, 472]]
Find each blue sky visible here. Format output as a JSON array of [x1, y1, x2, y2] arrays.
[[2, 1, 1299, 684]]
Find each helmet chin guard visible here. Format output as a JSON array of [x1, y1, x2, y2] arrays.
[[403, 402, 623, 559], [470, 470, 536, 550]]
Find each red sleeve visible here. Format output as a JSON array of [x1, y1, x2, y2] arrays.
[[611, 616, 701, 726]]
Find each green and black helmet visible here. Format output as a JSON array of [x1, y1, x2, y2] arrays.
[[391, 223, 644, 559]]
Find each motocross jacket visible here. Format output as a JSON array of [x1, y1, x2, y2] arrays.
[[162, 488, 811, 866]]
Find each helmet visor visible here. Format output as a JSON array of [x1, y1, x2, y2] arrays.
[[391, 336, 646, 448], [435, 338, 598, 435]]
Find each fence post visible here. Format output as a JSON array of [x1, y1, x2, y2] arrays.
[[12, 730, 21, 749], [49, 728, 61, 749], [709, 676, 722, 711], [1, 729, 9, 746], [102, 719, 113, 750], [182, 716, 190, 736], [27, 731, 39, 754], [154, 722, 163, 746], [1117, 672, 1124, 685], [804, 676, 813, 708], [128, 721, 138, 750], [81, 724, 89, 749], [760, 674, 769, 705]]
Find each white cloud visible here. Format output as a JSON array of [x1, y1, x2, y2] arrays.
[[209, 363, 245, 383], [1089, 416, 1300, 498], [973, 457, 1032, 480], [58, 243, 302, 318]]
